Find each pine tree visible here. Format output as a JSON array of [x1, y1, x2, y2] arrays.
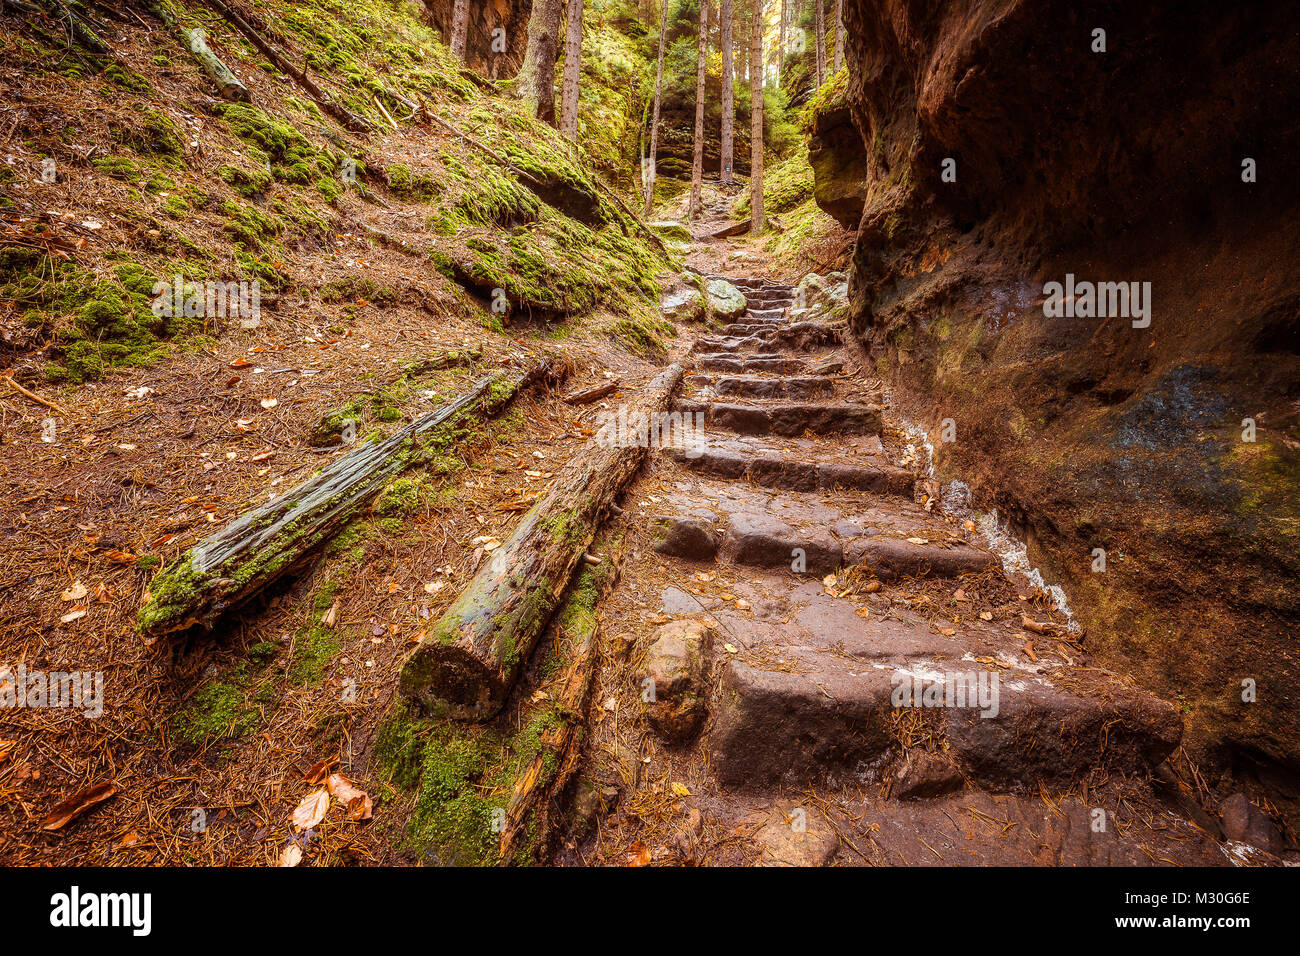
[[815, 0, 826, 87], [449, 0, 470, 60], [750, 0, 764, 234], [720, 0, 735, 182], [643, 0, 670, 217], [833, 0, 844, 72], [559, 0, 584, 140], [516, 0, 565, 125], [688, 0, 709, 221]]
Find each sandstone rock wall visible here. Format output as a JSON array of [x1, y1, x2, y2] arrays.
[[822, 0, 1300, 803]]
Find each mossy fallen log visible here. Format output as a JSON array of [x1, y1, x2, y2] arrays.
[[499, 560, 616, 862], [138, 361, 560, 640], [399, 363, 683, 718], [148, 1, 250, 103]]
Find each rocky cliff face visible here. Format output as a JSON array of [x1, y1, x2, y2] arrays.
[[818, 0, 1300, 808], [420, 0, 529, 76]]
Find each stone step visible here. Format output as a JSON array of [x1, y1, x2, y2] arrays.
[[666, 438, 914, 495], [709, 510, 996, 577], [697, 354, 808, 373], [723, 323, 784, 336], [692, 374, 835, 400], [674, 400, 882, 437], [692, 334, 768, 353], [709, 649, 1182, 791], [742, 308, 787, 320]]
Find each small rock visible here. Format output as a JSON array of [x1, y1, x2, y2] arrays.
[[894, 750, 964, 800], [640, 620, 713, 743], [753, 801, 839, 867], [651, 515, 717, 560], [1219, 793, 1282, 853]]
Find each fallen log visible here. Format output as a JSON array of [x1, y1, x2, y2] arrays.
[[562, 378, 620, 405], [499, 560, 617, 862], [138, 361, 559, 640], [148, 1, 249, 102], [198, 0, 373, 132], [400, 363, 684, 717], [707, 219, 751, 239]]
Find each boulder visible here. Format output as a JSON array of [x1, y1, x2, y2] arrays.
[[640, 620, 713, 743], [705, 278, 747, 320], [660, 284, 705, 322], [1219, 793, 1283, 853], [651, 515, 717, 560], [648, 220, 691, 242]]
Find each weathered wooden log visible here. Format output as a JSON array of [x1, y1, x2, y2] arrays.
[[149, 2, 249, 102], [562, 378, 620, 405], [400, 363, 684, 717], [499, 560, 616, 863], [138, 362, 558, 640]]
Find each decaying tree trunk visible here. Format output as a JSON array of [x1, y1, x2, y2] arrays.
[[750, 0, 765, 235], [138, 363, 560, 641], [399, 364, 684, 718], [688, 0, 708, 222], [719, 0, 735, 182], [200, 0, 373, 132], [642, 0, 670, 217], [149, 1, 249, 102], [559, 0, 584, 141]]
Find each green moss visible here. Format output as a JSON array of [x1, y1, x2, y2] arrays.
[[374, 475, 431, 516], [92, 155, 142, 181], [217, 162, 273, 198]]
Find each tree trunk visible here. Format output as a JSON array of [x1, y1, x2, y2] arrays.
[[815, 0, 826, 87], [719, 0, 734, 182], [449, 0, 470, 59], [516, 0, 564, 125], [643, 0, 670, 217], [559, 0, 584, 141], [688, 0, 709, 222], [739, 0, 749, 83], [137, 365, 557, 640], [833, 0, 844, 72], [400, 364, 685, 718], [750, 0, 765, 235], [778, 0, 786, 86]]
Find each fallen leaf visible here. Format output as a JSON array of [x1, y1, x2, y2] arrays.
[[304, 757, 338, 784], [670, 781, 691, 797], [321, 599, 340, 628], [114, 831, 140, 849], [734, 599, 751, 610], [60, 582, 87, 602], [627, 840, 652, 867], [724, 643, 738, 654], [291, 789, 330, 830], [906, 537, 930, 545], [279, 843, 303, 867], [260, 397, 278, 409], [979, 611, 993, 621], [326, 773, 373, 819], [60, 607, 88, 624], [0, 740, 15, 763], [938, 627, 957, 637], [41, 780, 117, 830]]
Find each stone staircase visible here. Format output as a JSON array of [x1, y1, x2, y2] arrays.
[[569, 275, 1227, 867]]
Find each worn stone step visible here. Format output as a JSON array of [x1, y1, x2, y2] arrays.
[[692, 334, 767, 354], [675, 400, 882, 437], [742, 308, 788, 320], [697, 354, 808, 373], [699, 374, 835, 400], [723, 323, 784, 336], [666, 440, 914, 495], [710, 649, 1182, 791]]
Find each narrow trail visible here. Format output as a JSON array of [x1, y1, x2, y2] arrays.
[[562, 229, 1234, 866]]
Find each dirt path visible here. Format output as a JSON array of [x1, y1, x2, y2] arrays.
[[559, 240, 1241, 866]]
